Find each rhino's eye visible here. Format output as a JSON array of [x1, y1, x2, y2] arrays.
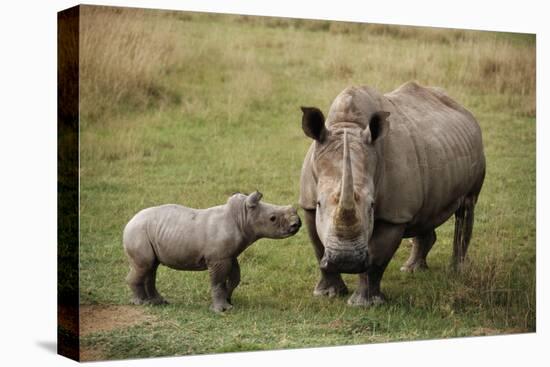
[[270, 215, 276, 222], [316, 201, 321, 208]]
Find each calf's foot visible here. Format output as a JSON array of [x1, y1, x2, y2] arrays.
[[313, 272, 348, 297]]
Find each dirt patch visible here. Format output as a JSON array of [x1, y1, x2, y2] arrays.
[[80, 345, 106, 362], [79, 305, 157, 361], [80, 305, 155, 336]]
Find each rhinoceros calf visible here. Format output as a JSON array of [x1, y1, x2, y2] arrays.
[[123, 191, 301, 312], [299, 81, 485, 306]]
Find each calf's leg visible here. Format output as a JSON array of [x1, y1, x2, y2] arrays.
[[226, 258, 241, 305], [124, 233, 158, 305], [208, 259, 234, 312], [144, 261, 168, 305], [304, 209, 348, 297], [126, 265, 150, 305]]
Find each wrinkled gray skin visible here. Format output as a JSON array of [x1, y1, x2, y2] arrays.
[[299, 81, 485, 306], [123, 191, 301, 312]]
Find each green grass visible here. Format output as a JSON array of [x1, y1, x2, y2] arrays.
[[78, 6, 535, 360]]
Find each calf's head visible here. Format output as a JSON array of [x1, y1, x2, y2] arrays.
[[301, 106, 390, 273], [230, 191, 301, 239]]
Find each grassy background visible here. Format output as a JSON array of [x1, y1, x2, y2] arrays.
[[78, 6, 536, 360]]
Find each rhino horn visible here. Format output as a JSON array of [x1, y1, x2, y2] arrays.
[[336, 130, 358, 226]]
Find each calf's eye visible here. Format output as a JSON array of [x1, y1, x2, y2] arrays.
[[270, 215, 276, 222]]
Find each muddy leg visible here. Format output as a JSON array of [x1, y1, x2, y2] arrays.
[[348, 222, 405, 307], [144, 261, 168, 305], [452, 196, 476, 270], [208, 259, 233, 312], [400, 230, 437, 272], [304, 209, 348, 297], [226, 258, 241, 305]]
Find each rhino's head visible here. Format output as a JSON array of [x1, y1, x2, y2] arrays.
[[230, 191, 301, 240], [301, 106, 390, 273]]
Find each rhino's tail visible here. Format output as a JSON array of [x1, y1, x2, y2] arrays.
[[451, 194, 476, 269]]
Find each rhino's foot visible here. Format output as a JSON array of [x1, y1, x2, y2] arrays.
[[313, 275, 348, 298], [347, 291, 386, 307], [210, 301, 233, 313], [400, 260, 428, 273]]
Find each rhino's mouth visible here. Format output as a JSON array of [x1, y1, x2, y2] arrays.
[[320, 244, 369, 274]]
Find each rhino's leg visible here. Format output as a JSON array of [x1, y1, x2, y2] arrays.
[[144, 261, 168, 305], [348, 222, 405, 307], [304, 209, 348, 297], [226, 258, 241, 305], [400, 230, 436, 272], [452, 195, 476, 270], [208, 259, 234, 313]]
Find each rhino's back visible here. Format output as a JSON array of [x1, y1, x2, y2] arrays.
[[378, 82, 485, 230]]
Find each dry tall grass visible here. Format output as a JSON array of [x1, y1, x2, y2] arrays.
[[80, 6, 183, 123], [79, 8, 535, 124]]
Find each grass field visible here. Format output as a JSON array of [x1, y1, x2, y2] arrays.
[[78, 6, 536, 361]]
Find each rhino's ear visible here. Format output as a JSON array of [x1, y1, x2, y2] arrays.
[[362, 111, 390, 144], [246, 191, 263, 208], [301, 106, 328, 142]]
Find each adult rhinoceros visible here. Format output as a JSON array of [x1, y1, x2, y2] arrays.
[[299, 81, 485, 306]]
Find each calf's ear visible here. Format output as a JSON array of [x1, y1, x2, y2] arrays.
[[301, 106, 327, 142], [362, 111, 390, 144], [246, 191, 263, 208]]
